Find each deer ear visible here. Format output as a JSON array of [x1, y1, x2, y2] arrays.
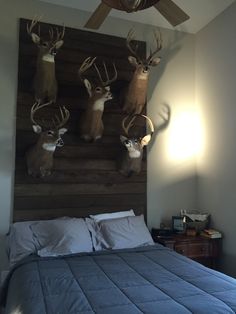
[[32, 124, 42, 134], [55, 40, 64, 50], [141, 134, 151, 146], [31, 33, 41, 44], [120, 135, 128, 143], [149, 57, 161, 66], [128, 56, 138, 67], [59, 128, 67, 135], [83, 79, 92, 97]]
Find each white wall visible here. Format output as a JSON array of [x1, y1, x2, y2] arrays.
[[196, 2, 236, 277], [147, 30, 197, 229], [0, 0, 196, 270]]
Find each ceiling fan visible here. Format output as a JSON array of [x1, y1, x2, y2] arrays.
[[84, 0, 190, 29]]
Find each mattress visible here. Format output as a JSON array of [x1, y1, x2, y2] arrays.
[[1, 244, 236, 313]]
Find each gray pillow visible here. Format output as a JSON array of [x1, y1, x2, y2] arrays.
[[98, 215, 154, 250], [7, 221, 39, 266], [85, 218, 109, 251], [31, 218, 93, 257]]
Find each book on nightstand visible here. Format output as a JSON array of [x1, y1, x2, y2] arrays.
[[201, 229, 222, 239]]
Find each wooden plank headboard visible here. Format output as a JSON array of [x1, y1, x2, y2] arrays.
[[13, 19, 147, 222]]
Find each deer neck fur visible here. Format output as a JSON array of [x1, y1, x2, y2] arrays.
[[129, 70, 149, 92], [92, 98, 105, 112], [33, 140, 56, 155], [36, 54, 55, 74], [127, 148, 142, 158]]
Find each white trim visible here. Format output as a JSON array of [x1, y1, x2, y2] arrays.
[[42, 143, 56, 151], [42, 54, 55, 63]]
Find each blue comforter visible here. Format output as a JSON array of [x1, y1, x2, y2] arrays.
[[1, 244, 236, 313]]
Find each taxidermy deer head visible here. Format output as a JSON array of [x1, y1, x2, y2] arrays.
[[79, 57, 117, 142], [122, 29, 162, 114], [26, 101, 70, 177], [118, 104, 170, 176], [118, 114, 154, 176], [27, 16, 65, 103]]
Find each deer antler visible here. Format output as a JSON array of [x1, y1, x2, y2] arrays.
[[147, 30, 162, 63], [122, 114, 154, 137], [30, 101, 52, 126], [52, 106, 70, 129], [122, 114, 137, 136], [140, 114, 154, 136], [126, 29, 142, 62], [93, 62, 117, 87], [49, 24, 65, 44], [78, 57, 97, 81], [27, 15, 42, 37]]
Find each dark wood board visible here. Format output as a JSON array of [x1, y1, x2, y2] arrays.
[[13, 18, 147, 221]]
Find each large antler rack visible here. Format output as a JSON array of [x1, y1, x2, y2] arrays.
[[49, 24, 65, 44], [78, 56, 97, 81], [30, 101, 52, 127], [147, 30, 162, 63], [27, 15, 42, 38], [30, 101, 70, 130], [122, 114, 154, 137], [126, 29, 142, 63], [52, 106, 70, 129], [94, 61, 117, 87], [127, 28, 162, 63]]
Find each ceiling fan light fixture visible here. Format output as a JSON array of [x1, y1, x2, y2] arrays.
[[119, 0, 142, 12], [84, 0, 189, 30]]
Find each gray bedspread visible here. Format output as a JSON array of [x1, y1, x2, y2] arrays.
[[1, 244, 236, 313]]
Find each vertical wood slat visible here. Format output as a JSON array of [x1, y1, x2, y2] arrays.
[[13, 19, 147, 222]]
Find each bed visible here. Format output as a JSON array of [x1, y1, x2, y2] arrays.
[[1, 214, 236, 314]]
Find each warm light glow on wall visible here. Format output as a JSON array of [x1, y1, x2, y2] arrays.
[[167, 109, 204, 161]]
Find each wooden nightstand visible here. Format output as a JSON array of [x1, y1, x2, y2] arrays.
[[152, 233, 221, 269]]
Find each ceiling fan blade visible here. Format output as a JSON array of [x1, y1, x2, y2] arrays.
[[84, 2, 112, 29], [154, 0, 190, 27]]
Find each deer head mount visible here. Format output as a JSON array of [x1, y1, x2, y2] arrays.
[[26, 101, 70, 177], [118, 104, 170, 176], [122, 29, 162, 114], [27, 16, 65, 103], [118, 114, 154, 176], [79, 57, 117, 142]]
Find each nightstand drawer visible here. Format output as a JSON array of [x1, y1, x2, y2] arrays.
[[187, 243, 210, 258], [152, 232, 221, 269], [175, 244, 188, 256]]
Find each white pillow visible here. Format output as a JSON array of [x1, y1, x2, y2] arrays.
[[30, 218, 93, 257], [99, 215, 154, 250], [90, 209, 135, 222]]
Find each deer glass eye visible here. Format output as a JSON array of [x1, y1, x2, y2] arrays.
[[42, 43, 48, 48], [95, 87, 102, 93], [134, 139, 138, 143], [47, 131, 54, 136]]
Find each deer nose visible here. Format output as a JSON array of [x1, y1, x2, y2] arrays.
[[51, 48, 57, 55], [57, 138, 64, 147]]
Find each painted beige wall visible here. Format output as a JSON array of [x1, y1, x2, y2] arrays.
[[0, 0, 196, 270], [196, 2, 236, 277]]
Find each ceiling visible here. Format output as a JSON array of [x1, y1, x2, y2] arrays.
[[39, 0, 235, 33]]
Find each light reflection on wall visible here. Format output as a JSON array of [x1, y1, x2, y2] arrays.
[[167, 109, 204, 162]]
